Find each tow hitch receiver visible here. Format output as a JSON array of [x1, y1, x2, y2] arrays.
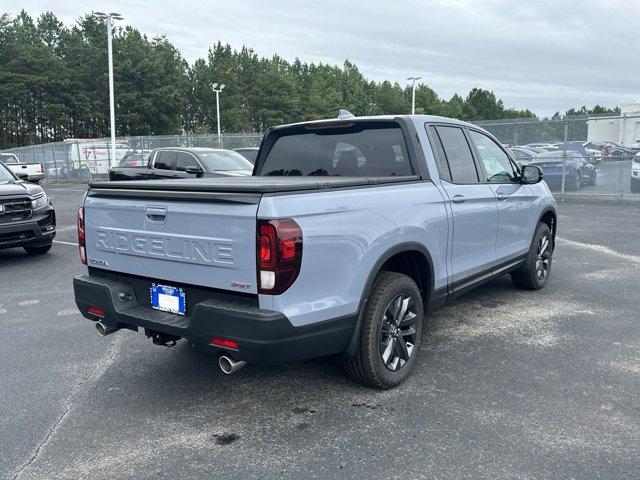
[[145, 329, 181, 347]]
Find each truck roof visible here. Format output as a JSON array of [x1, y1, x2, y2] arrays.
[[271, 114, 478, 131]]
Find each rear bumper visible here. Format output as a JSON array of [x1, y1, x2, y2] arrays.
[[73, 272, 357, 365], [0, 207, 56, 250]]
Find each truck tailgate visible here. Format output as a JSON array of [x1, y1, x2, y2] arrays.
[[83, 194, 259, 294]]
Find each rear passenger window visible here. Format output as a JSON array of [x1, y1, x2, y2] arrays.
[[154, 151, 176, 170], [428, 126, 452, 182], [176, 152, 201, 171], [434, 126, 479, 183]]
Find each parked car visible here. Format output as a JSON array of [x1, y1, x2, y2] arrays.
[[108, 147, 254, 181], [631, 152, 640, 193], [518, 146, 547, 155], [73, 115, 557, 389], [0, 153, 44, 183], [508, 147, 538, 165], [0, 161, 55, 254], [119, 150, 151, 167], [233, 147, 259, 164], [524, 142, 555, 150], [530, 151, 597, 190]]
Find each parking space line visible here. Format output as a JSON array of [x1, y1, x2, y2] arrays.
[[53, 240, 79, 246], [557, 237, 640, 265]]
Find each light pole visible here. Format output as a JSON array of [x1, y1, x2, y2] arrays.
[[93, 12, 123, 168], [407, 76, 422, 115], [212, 83, 225, 148]]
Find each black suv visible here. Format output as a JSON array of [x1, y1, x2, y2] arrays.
[[0, 161, 55, 254]]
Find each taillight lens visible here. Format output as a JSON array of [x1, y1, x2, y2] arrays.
[[78, 207, 86, 264], [256, 218, 302, 295]]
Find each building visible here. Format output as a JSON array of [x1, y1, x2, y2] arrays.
[[587, 102, 640, 146]]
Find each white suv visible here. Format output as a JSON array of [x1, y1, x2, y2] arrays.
[[632, 152, 640, 193]]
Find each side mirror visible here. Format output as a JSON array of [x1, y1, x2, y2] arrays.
[[521, 165, 543, 184], [16, 172, 29, 180], [185, 166, 204, 175]]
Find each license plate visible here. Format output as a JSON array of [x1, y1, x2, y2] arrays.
[[150, 284, 186, 315]]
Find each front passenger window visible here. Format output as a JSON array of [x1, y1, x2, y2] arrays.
[[469, 131, 517, 183]]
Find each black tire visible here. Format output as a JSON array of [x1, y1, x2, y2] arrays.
[[24, 244, 52, 255], [511, 223, 553, 290], [345, 272, 424, 389]]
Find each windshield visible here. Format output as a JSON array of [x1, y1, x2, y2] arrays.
[[198, 151, 253, 171], [0, 162, 15, 181], [258, 122, 413, 177]]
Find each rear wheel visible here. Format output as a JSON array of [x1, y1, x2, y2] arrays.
[[345, 272, 424, 389], [511, 223, 553, 290], [24, 244, 52, 255]]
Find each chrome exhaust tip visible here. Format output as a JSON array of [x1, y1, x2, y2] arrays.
[[95, 321, 119, 337], [219, 355, 247, 374]]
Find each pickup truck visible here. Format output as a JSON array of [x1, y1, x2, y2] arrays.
[[108, 147, 253, 181], [73, 115, 557, 389], [0, 153, 45, 183]]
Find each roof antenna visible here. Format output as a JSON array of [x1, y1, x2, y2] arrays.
[[337, 109, 355, 119]]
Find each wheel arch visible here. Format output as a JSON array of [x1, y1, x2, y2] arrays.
[[344, 242, 435, 358], [538, 207, 557, 240]]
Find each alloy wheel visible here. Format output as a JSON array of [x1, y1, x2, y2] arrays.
[[535, 234, 551, 281], [379, 293, 418, 371]]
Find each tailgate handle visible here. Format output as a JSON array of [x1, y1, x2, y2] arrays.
[[145, 206, 167, 223]]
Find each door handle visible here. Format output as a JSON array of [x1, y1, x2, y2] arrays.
[[145, 206, 167, 223], [451, 194, 467, 204], [496, 193, 508, 201]]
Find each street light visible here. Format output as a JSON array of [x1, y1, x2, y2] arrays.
[[212, 83, 225, 148], [93, 12, 123, 168], [407, 76, 422, 115]]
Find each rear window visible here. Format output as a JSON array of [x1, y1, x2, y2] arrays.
[[258, 122, 413, 177]]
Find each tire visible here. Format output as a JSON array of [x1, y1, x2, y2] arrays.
[[511, 223, 553, 290], [24, 244, 52, 255], [345, 272, 424, 389]]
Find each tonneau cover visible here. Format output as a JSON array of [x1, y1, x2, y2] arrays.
[[89, 175, 420, 194]]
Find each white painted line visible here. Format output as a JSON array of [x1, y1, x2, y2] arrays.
[[53, 240, 79, 246], [557, 237, 640, 265]]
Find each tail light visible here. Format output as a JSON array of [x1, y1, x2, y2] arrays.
[[78, 207, 86, 264], [256, 218, 302, 295]]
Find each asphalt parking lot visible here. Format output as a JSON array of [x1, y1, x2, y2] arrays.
[[1, 184, 639, 480]]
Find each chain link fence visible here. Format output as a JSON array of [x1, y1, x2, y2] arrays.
[[2, 115, 640, 200], [474, 114, 640, 200], [0, 133, 263, 181]]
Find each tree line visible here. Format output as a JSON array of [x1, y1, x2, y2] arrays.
[[0, 11, 621, 149]]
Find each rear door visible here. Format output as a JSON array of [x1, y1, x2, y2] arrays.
[[429, 125, 498, 284], [83, 193, 260, 294], [467, 129, 536, 262]]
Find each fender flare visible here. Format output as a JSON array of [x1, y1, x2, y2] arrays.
[[536, 206, 557, 239], [344, 242, 435, 358]]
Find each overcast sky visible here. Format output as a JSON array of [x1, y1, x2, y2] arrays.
[[7, 0, 640, 116]]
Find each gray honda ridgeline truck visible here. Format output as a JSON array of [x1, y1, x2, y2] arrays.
[[73, 115, 556, 389]]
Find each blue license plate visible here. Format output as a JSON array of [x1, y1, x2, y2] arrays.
[[150, 284, 186, 315]]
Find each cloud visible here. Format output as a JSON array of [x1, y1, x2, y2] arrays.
[[10, 0, 640, 116]]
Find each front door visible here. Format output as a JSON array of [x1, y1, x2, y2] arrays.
[[467, 129, 536, 262]]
